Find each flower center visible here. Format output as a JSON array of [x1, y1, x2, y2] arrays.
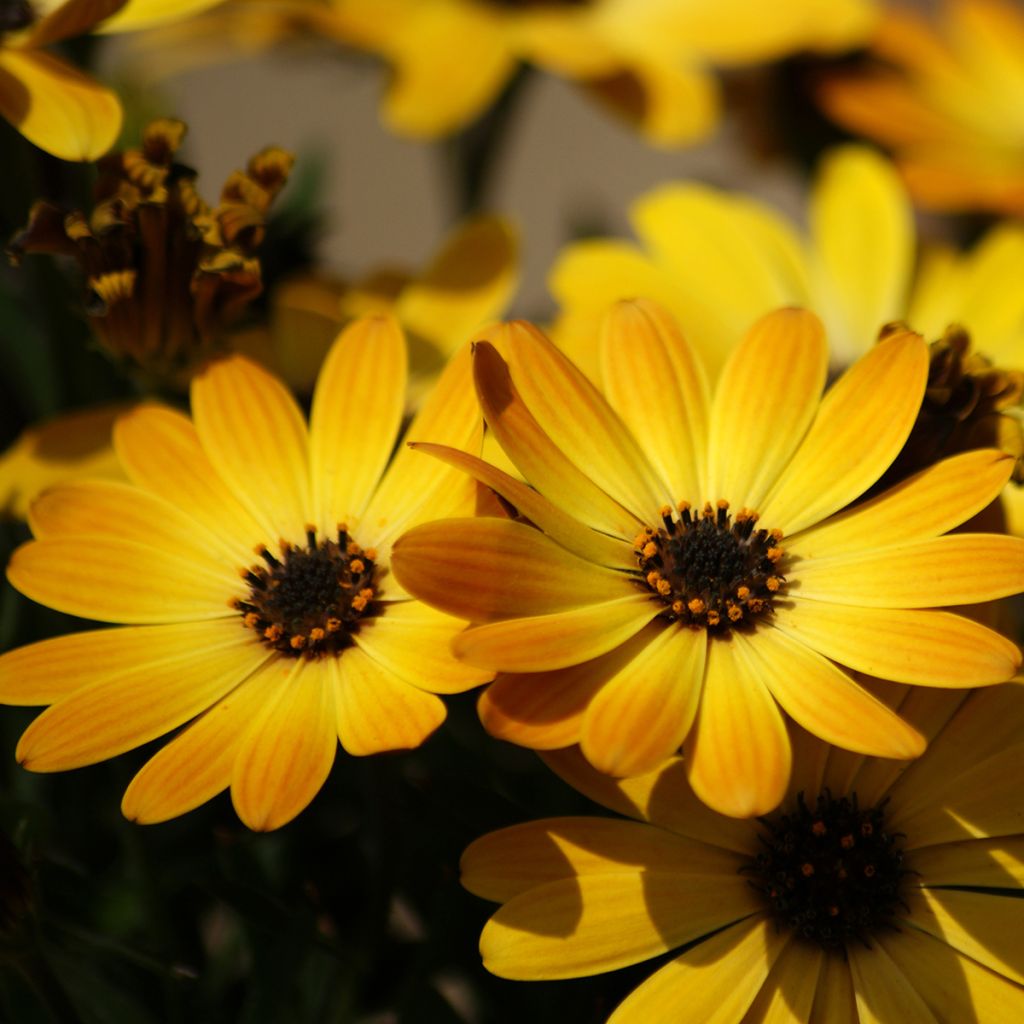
[[745, 792, 908, 952], [0, 1, 33, 33], [633, 501, 786, 631], [235, 526, 378, 658]]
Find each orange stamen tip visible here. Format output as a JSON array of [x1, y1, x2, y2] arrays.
[[702, 502, 714, 517], [359, 587, 374, 600], [706, 610, 720, 625], [656, 579, 672, 596], [716, 499, 729, 510], [766, 577, 781, 592], [841, 834, 855, 849], [770, 528, 784, 541], [658, 504, 672, 518], [642, 541, 658, 558], [646, 570, 662, 587], [727, 605, 742, 622], [812, 821, 826, 836], [326, 617, 342, 633], [767, 547, 783, 562], [736, 585, 751, 600], [671, 600, 684, 614], [264, 624, 283, 642], [688, 598, 705, 615], [349, 559, 365, 574], [351, 596, 368, 612], [290, 634, 306, 650], [243, 612, 260, 628], [801, 863, 814, 877], [309, 627, 325, 642], [364, 547, 377, 561], [677, 500, 691, 512]]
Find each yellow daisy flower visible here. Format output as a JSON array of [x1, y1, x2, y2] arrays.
[[0, 0, 224, 160], [463, 681, 1024, 1021], [0, 315, 491, 831], [818, 0, 1024, 216], [391, 304, 1024, 817], [130, 0, 876, 146]]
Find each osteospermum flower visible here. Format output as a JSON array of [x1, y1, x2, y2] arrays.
[[463, 681, 1024, 1021], [391, 303, 1024, 817], [0, 0, 222, 160], [0, 315, 491, 830], [131, 0, 876, 146], [818, 0, 1024, 215]]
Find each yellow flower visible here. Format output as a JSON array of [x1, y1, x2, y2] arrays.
[[0, 315, 491, 830], [131, 0, 876, 146], [463, 681, 1024, 1021], [549, 145, 1024, 524], [818, 0, 1024, 216], [0, 0, 224, 160], [391, 304, 1024, 817]]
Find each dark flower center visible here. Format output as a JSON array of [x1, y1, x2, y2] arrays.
[[633, 500, 786, 631], [235, 526, 378, 658], [0, 1, 32, 33], [745, 792, 909, 952]]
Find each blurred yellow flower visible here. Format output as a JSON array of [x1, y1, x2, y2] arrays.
[[0, 316, 490, 830], [135, 0, 877, 146], [464, 682, 1024, 1021], [0, 0, 224, 160], [392, 305, 1024, 817], [818, 0, 1024, 215]]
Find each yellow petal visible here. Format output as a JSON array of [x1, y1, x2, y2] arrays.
[[878, 924, 1024, 1023], [810, 950, 858, 1024], [309, 315, 407, 533], [408, 442, 631, 569], [362, 342, 482, 551], [331, 645, 445, 755], [541, 747, 755, 854], [97, 0, 226, 33], [581, 623, 706, 777], [0, 404, 127, 520], [0, 49, 120, 161], [502, 320, 668, 519], [231, 657, 336, 831], [190, 354, 311, 547], [598, 299, 709, 502], [794, 534, 1024, 607], [747, 627, 925, 758], [848, 939, 939, 1023], [8, 534, 240, 623], [396, 215, 519, 361], [113, 402, 264, 564], [743, 941, 825, 1024], [788, 449, 1015, 560], [707, 308, 827, 509], [903, 888, 1024, 986], [28, 478, 241, 568], [353, 601, 491, 695], [909, 837, 1024, 889], [391, 516, 630, 623], [16, 620, 268, 771], [772, 600, 1021, 685], [607, 917, 787, 1024], [461, 817, 736, 904], [122, 661, 281, 824], [685, 635, 792, 818], [809, 145, 914, 366], [472, 336, 641, 538], [21, 0, 126, 48], [481, 872, 760, 981], [452, 595, 661, 672], [759, 329, 930, 535]]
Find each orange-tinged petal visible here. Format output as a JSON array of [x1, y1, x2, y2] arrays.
[[772, 600, 1021, 685], [230, 657, 336, 831], [759, 330, 929, 535], [541, 748, 755, 854], [746, 628, 925, 758], [331, 646, 445, 755], [362, 342, 482, 550], [28, 479, 240, 567], [461, 817, 737, 904], [686, 636, 791, 817], [848, 939, 939, 1023], [191, 354, 311, 547], [473, 337, 641, 538], [480, 872, 760, 981], [903, 888, 1024, 986], [581, 623, 706, 777], [501, 320, 667, 519], [788, 449, 1014, 560], [309, 315, 407, 534], [353, 600, 491, 695], [409, 443, 631, 569], [878, 925, 1024, 1023], [0, 49, 120, 161], [793, 534, 1024, 607], [707, 308, 827, 510], [598, 299, 708, 502], [8, 535, 240, 623], [391, 516, 630, 623], [122, 661, 281, 824], [452, 595, 661, 672], [607, 917, 787, 1024], [113, 403, 264, 562], [16, 620, 268, 772]]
